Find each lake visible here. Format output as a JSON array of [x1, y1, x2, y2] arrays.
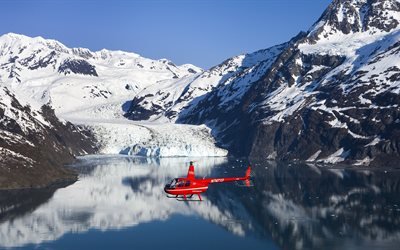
[[1, 156, 400, 250]]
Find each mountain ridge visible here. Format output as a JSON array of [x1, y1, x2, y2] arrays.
[[157, 0, 400, 166], [0, 31, 202, 118]]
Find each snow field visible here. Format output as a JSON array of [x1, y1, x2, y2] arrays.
[[64, 117, 228, 157]]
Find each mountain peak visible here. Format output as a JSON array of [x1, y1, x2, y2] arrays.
[[0, 32, 70, 55], [1, 32, 28, 39], [308, 0, 400, 41]]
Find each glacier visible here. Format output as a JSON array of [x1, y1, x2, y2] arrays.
[[0, 33, 227, 158]]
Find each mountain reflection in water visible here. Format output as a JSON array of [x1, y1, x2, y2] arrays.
[[0, 156, 399, 250]]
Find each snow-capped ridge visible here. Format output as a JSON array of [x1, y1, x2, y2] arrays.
[[0, 32, 202, 77], [307, 0, 400, 42], [0, 32, 69, 54], [125, 42, 288, 122], [0, 32, 202, 116]]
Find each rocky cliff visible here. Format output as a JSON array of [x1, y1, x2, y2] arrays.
[[178, 0, 400, 166]]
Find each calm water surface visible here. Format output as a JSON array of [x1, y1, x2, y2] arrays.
[[0, 156, 400, 250]]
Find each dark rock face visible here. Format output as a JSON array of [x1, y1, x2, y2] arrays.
[[249, 107, 400, 165], [0, 87, 98, 189], [58, 59, 98, 76], [28, 51, 57, 70], [179, 0, 400, 166], [124, 95, 162, 120], [71, 48, 94, 59]]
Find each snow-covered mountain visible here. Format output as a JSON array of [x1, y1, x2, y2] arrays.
[[174, 0, 400, 166], [0, 33, 202, 119], [0, 33, 228, 188], [125, 43, 286, 121], [2, 0, 399, 172], [0, 32, 228, 181]]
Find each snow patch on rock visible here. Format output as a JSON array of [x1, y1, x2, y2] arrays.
[[318, 148, 351, 164]]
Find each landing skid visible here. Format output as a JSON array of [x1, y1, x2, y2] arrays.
[[168, 194, 203, 201]]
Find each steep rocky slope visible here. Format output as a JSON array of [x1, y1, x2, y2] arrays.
[[178, 0, 400, 166], [0, 87, 97, 189]]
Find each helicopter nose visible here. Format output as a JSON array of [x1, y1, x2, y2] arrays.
[[164, 184, 171, 193]]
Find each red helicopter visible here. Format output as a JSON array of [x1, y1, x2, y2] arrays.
[[164, 161, 252, 201]]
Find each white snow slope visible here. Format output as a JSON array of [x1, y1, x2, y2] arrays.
[[0, 33, 227, 157]]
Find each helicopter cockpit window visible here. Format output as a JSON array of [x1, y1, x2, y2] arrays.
[[169, 179, 178, 188], [177, 180, 185, 187], [185, 181, 190, 186]]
